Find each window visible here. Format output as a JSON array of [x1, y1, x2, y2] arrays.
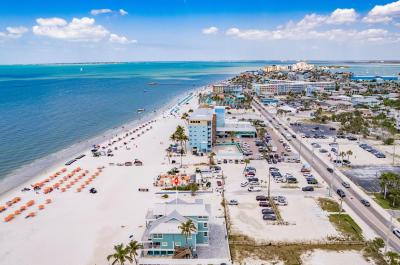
[[204, 232, 208, 237], [153, 234, 163, 239], [203, 222, 208, 228], [188, 235, 192, 239], [162, 242, 168, 247], [175, 242, 181, 247]]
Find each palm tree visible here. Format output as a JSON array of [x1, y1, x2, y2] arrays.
[[107, 244, 132, 265], [208, 152, 216, 167], [179, 219, 197, 248], [346, 150, 353, 161], [243, 159, 250, 173], [171, 126, 189, 167], [126, 240, 141, 265]]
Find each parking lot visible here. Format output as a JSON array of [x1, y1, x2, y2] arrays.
[[290, 123, 337, 137], [221, 159, 340, 242]]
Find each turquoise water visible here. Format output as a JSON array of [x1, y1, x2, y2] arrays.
[[0, 61, 399, 193]]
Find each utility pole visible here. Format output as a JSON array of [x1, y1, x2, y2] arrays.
[[268, 171, 271, 199], [385, 213, 393, 253]]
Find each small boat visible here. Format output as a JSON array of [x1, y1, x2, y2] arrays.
[[80, 67, 84, 72], [148, 82, 158, 86], [137, 108, 145, 113]]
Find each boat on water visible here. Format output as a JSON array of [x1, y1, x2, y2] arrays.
[[137, 108, 145, 113], [147, 82, 158, 85]]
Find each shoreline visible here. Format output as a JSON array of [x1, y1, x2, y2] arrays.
[[0, 84, 208, 196]]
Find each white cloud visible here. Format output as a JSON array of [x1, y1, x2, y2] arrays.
[[119, 9, 128, 16], [363, 0, 400, 23], [326, 8, 358, 24], [32, 17, 109, 42], [90, 9, 112, 16], [202, 26, 219, 35], [0, 26, 28, 39], [225, 8, 399, 44], [109, 33, 136, 44]]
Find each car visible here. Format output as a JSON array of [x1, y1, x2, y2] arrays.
[[269, 167, 279, 172], [240, 181, 249, 187], [302, 186, 314, 191], [347, 136, 357, 141], [248, 186, 261, 192], [319, 148, 328, 153], [256, 195, 267, 201], [261, 208, 274, 214], [217, 181, 223, 187], [342, 182, 350, 188], [336, 189, 346, 198], [228, 199, 239, 205], [248, 177, 259, 182], [307, 178, 318, 185], [263, 214, 277, 221], [276, 200, 288, 206], [327, 167, 334, 173], [259, 201, 270, 207], [286, 177, 298, 184], [393, 228, 400, 238], [360, 199, 370, 207]]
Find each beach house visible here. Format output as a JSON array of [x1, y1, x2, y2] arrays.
[[141, 199, 210, 257]]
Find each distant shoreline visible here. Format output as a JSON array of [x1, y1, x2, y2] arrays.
[[1, 60, 400, 67]]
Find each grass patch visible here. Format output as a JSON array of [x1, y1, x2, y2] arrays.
[[229, 234, 364, 265], [329, 214, 363, 241], [373, 193, 400, 210], [317, 198, 341, 212]]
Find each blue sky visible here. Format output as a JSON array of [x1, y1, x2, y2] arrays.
[[0, 0, 399, 64]]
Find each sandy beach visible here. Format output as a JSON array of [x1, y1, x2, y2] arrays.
[[0, 87, 207, 265]]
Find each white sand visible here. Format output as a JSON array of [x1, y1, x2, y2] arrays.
[[0, 89, 208, 265], [301, 250, 373, 265]]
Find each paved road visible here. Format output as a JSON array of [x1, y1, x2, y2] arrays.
[[253, 99, 400, 252]]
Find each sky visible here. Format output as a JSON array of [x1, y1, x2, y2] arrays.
[[0, 0, 400, 64]]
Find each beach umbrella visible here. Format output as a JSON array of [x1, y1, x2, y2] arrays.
[[4, 214, 14, 222], [27, 212, 36, 218], [61, 188, 66, 192], [14, 209, 21, 215], [46, 199, 52, 204], [0, 206, 6, 213], [19, 205, 27, 211], [38, 205, 45, 210], [76, 188, 81, 192], [26, 200, 35, 207], [66, 185, 70, 189]]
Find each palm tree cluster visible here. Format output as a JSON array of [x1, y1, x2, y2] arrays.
[[170, 125, 189, 167], [380, 172, 400, 208], [331, 110, 369, 136], [107, 240, 141, 265]]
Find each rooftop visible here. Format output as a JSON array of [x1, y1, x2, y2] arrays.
[[189, 108, 214, 121]]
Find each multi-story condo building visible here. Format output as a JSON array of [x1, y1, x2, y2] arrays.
[[253, 80, 335, 96], [141, 199, 210, 257], [188, 108, 216, 153], [212, 83, 243, 96]]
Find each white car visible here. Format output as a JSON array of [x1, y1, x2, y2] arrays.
[[393, 228, 400, 239], [240, 181, 249, 187], [248, 186, 261, 192]]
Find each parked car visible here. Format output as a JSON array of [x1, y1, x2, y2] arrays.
[[327, 167, 334, 173], [360, 199, 370, 207], [259, 201, 270, 207], [393, 228, 400, 238], [240, 181, 248, 187], [256, 195, 267, 201], [228, 199, 239, 205], [248, 186, 261, 192], [342, 182, 350, 188], [336, 189, 346, 198], [261, 208, 274, 214], [262, 214, 277, 221], [319, 148, 328, 153], [302, 186, 314, 192]]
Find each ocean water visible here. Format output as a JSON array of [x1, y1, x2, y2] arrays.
[[0, 61, 399, 194]]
